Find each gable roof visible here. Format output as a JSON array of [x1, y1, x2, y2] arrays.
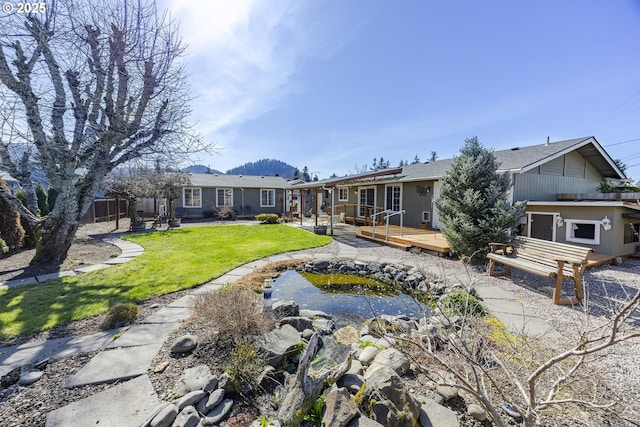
[[326, 136, 626, 186], [187, 173, 290, 189]]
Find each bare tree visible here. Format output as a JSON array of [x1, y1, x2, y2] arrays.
[[0, 0, 214, 264], [388, 258, 640, 426]]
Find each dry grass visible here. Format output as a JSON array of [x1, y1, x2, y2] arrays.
[[192, 285, 276, 346]]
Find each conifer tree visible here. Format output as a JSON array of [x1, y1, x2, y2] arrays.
[[435, 136, 526, 263]]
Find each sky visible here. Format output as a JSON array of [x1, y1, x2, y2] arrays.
[[161, 0, 640, 180]]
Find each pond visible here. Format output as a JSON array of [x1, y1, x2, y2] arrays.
[[270, 270, 429, 324]]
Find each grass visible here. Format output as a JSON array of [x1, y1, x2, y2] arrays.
[[0, 225, 331, 340]]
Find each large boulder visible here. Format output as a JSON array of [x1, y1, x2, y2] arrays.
[[362, 367, 421, 427], [258, 324, 302, 367], [363, 348, 410, 379], [322, 387, 360, 427]]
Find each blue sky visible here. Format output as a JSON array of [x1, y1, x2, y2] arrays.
[[163, 0, 640, 180]]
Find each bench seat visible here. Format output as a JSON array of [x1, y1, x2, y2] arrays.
[[488, 236, 593, 305]]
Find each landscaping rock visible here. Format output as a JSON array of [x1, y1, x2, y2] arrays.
[[149, 403, 178, 427], [363, 367, 421, 427], [280, 316, 313, 332], [435, 385, 458, 401], [363, 348, 410, 378], [419, 399, 459, 427], [196, 389, 225, 414], [174, 390, 207, 410], [259, 324, 302, 367], [334, 326, 359, 345], [358, 346, 378, 365], [173, 405, 199, 427], [18, 371, 44, 386], [171, 334, 198, 354], [323, 387, 360, 427], [174, 365, 216, 396], [467, 403, 487, 421], [346, 416, 385, 426], [272, 300, 299, 318], [201, 398, 234, 425]]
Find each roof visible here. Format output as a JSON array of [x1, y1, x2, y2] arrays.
[[187, 173, 290, 189], [398, 137, 625, 182], [295, 136, 625, 188]]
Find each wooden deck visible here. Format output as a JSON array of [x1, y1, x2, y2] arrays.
[[355, 225, 618, 264], [356, 224, 451, 255]]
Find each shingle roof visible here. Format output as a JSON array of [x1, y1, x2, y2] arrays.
[[187, 174, 290, 189]]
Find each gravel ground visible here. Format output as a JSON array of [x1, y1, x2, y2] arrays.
[[1, 221, 639, 426]]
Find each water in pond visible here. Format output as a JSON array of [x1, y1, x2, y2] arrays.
[[270, 270, 428, 323]]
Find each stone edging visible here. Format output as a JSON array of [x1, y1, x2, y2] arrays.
[[0, 237, 144, 289]]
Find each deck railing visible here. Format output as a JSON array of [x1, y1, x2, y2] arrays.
[[372, 209, 406, 242]]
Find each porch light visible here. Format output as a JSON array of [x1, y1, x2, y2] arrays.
[[601, 216, 612, 231], [555, 216, 564, 227]]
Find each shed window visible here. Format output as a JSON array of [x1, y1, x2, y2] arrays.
[[261, 189, 276, 207], [565, 219, 600, 245], [183, 188, 202, 208], [338, 188, 348, 201], [624, 223, 640, 244]]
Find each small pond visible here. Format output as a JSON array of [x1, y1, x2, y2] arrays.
[[270, 270, 429, 324]]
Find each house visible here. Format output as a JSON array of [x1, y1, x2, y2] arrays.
[[172, 174, 292, 218], [292, 136, 640, 257], [0, 171, 21, 194]]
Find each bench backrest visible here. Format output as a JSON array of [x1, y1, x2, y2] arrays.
[[513, 236, 593, 264]]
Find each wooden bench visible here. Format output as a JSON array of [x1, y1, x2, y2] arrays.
[[487, 236, 594, 305]]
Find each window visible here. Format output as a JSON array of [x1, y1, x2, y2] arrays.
[[624, 223, 640, 244], [565, 219, 600, 245], [261, 189, 276, 207], [183, 188, 201, 208], [338, 188, 348, 201], [385, 185, 401, 211], [216, 188, 233, 207]]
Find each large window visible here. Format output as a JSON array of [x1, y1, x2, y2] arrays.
[[183, 188, 201, 208], [216, 188, 233, 207], [385, 185, 401, 211], [565, 219, 600, 245], [261, 189, 276, 207], [338, 187, 349, 201]]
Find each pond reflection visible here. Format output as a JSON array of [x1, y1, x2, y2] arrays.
[[271, 270, 428, 322]]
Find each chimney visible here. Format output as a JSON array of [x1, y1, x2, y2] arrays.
[[545, 136, 550, 146]]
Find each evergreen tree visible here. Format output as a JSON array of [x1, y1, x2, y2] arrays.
[[435, 136, 526, 264], [411, 155, 420, 164], [429, 151, 438, 162], [301, 166, 311, 182]]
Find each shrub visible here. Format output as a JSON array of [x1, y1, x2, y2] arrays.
[[101, 303, 139, 329], [226, 340, 266, 394], [192, 285, 274, 345], [0, 238, 8, 256], [217, 206, 236, 221], [255, 213, 280, 224], [35, 183, 50, 215], [0, 179, 26, 250], [440, 291, 486, 317]]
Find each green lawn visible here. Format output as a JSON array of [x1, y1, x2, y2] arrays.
[[0, 224, 331, 340]]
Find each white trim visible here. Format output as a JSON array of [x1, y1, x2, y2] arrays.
[[527, 201, 631, 207], [260, 188, 276, 207], [357, 186, 376, 218], [338, 187, 349, 202], [422, 211, 431, 222], [526, 211, 560, 241], [565, 218, 601, 245], [183, 187, 202, 208], [384, 184, 402, 212]]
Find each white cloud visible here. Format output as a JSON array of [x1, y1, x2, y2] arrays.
[[163, 0, 339, 141]]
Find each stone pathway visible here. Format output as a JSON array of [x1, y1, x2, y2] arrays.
[[0, 221, 563, 426]]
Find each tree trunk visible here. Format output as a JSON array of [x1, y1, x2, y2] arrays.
[[31, 214, 81, 265], [29, 183, 98, 265]]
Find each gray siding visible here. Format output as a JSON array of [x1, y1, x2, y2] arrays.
[[513, 150, 603, 201]]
